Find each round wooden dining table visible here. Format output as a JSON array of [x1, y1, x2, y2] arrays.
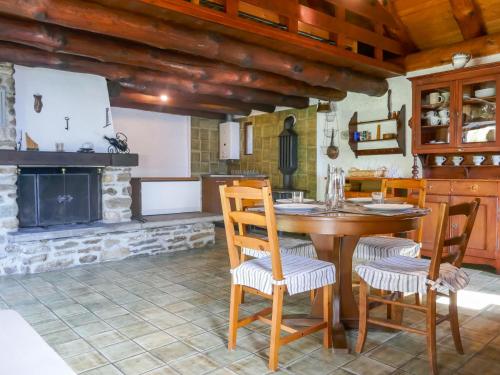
[[274, 208, 427, 352]]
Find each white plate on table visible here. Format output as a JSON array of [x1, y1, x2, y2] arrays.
[[276, 198, 315, 203], [363, 203, 414, 211], [347, 197, 372, 203], [274, 203, 323, 211]]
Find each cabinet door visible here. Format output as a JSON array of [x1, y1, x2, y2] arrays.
[[450, 195, 498, 259], [457, 75, 499, 150], [421, 194, 450, 252], [413, 81, 457, 153]]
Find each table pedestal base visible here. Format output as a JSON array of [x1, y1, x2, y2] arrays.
[[310, 234, 360, 351]]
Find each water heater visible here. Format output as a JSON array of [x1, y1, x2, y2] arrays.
[[219, 121, 240, 160]]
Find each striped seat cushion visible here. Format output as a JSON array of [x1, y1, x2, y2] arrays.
[[354, 236, 420, 261], [242, 236, 317, 259], [355, 256, 470, 294], [231, 255, 335, 295]]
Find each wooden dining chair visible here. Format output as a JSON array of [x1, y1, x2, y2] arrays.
[[354, 178, 427, 262], [219, 184, 335, 371], [355, 198, 480, 375], [233, 179, 317, 303]]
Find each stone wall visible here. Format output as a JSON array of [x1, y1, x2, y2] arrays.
[[0, 64, 18, 253], [102, 167, 132, 223], [191, 117, 227, 176], [2, 221, 215, 275], [0, 63, 16, 149]]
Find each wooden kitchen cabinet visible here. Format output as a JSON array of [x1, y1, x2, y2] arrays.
[[421, 179, 500, 273], [202, 175, 266, 214]]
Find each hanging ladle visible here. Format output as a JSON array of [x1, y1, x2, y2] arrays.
[[326, 129, 339, 159]]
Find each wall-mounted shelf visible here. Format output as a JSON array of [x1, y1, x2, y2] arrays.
[[348, 105, 406, 158]]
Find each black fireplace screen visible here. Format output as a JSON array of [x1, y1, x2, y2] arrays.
[[17, 167, 102, 227]]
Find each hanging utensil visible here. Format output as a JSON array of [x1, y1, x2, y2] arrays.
[[387, 89, 392, 119], [326, 129, 339, 159]]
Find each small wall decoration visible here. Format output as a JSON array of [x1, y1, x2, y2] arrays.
[[64, 116, 70, 131], [104, 132, 130, 153], [33, 94, 43, 113], [25, 132, 39, 151]]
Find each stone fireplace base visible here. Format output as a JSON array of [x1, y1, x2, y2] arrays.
[[1, 214, 218, 275]]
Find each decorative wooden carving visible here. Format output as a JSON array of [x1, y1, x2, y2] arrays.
[[25, 133, 39, 151], [33, 94, 43, 113]]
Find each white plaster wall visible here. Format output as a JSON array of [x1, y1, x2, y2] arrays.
[[14, 66, 115, 152], [316, 76, 417, 198], [112, 107, 191, 177]]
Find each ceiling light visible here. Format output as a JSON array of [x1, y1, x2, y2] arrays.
[[160, 94, 168, 102]]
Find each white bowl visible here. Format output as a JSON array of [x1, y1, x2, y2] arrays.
[[474, 88, 496, 98]]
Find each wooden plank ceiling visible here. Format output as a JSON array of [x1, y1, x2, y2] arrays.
[[0, 0, 498, 118]]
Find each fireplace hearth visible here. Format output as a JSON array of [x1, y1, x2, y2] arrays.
[[17, 167, 102, 227]]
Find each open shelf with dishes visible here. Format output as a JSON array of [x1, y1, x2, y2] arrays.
[[348, 105, 406, 158]]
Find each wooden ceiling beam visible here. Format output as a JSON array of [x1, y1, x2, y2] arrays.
[[403, 32, 500, 71], [114, 88, 258, 115], [113, 89, 253, 116], [0, 16, 345, 101], [110, 97, 226, 120], [0, 41, 308, 108], [379, 0, 418, 53], [108, 85, 275, 115], [449, 0, 486, 40], [0, 0, 388, 96]]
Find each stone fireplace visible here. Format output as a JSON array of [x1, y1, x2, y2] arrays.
[[0, 63, 216, 275]]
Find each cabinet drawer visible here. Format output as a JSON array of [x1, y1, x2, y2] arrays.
[[427, 181, 451, 195], [451, 181, 498, 196]]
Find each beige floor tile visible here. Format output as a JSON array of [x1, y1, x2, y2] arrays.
[[100, 340, 145, 362], [151, 341, 198, 363], [75, 321, 114, 338], [81, 364, 124, 375], [205, 345, 252, 367], [54, 338, 95, 358], [42, 328, 81, 346], [87, 330, 129, 349], [165, 322, 206, 339], [105, 314, 143, 329], [170, 353, 219, 375], [227, 354, 272, 375], [342, 356, 396, 375], [115, 352, 165, 375], [367, 345, 415, 368], [66, 350, 109, 373], [183, 331, 226, 351], [143, 365, 180, 374], [119, 322, 159, 339], [134, 331, 177, 351]]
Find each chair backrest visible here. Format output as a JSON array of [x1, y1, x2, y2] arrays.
[[219, 184, 283, 281], [381, 178, 427, 242], [428, 198, 480, 281], [233, 179, 271, 209]]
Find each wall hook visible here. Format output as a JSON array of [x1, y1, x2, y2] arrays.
[[64, 116, 70, 131]]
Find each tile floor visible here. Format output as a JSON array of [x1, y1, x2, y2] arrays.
[[0, 229, 499, 375]]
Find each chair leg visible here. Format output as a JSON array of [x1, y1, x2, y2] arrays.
[[228, 283, 242, 350], [426, 290, 438, 375], [323, 284, 333, 348], [392, 291, 404, 324], [240, 253, 246, 304], [415, 293, 420, 305], [269, 285, 285, 371], [449, 291, 464, 354], [309, 289, 316, 304], [355, 280, 369, 353]]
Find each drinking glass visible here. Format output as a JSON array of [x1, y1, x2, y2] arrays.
[[292, 191, 304, 203], [372, 191, 384, 204]]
